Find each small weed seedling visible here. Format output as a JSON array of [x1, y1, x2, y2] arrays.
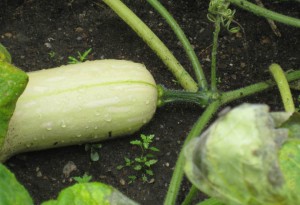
[[48, 51, 56, 58], [85, 143, 102, 162], [117, 134, 160, 184], [73, 173, 92, 183], [68, 48, 92, 64]]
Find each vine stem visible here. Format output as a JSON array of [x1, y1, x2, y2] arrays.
[[164, 101, 220, 205], [221, 70, 300, 105], [101, 0, 198, 91], [166, 69, 300, 204], [228, 0, 300, 27], [269, 64, 295, 112], [210, 18, 221, 91], [157, 85, 211, 108], [181, 185, 198, 205], [147, 0, 208, 90]]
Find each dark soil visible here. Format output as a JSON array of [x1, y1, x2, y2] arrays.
[[1, 0, 299, 204]]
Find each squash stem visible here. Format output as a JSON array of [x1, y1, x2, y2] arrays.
[[147, 0, 208, 90], [181, 185, 198, 205], [228, 0, 300, 27], [157, 85, 215, 108], [101, 0, 198, 91], [164, 101, 220, 205], [221, 69, 300, 105], [269, 64, 295, 112], [166, 69, 300, 204], [210, 18, 221, 92]]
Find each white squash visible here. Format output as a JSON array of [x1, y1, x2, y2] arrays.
[[0, 60, 157, 161]]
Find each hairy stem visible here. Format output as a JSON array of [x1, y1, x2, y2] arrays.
[[221, 70, 300, 105], [211, 18, 221, 91], [102, 0, 198, 91], [164, 101, 220, 205], [269, 64, 295, 112], [228, 0, 300, 27], [147, 0, 208, 90]]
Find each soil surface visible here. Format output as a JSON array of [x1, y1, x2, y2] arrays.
[[1, 0, 299, 204]]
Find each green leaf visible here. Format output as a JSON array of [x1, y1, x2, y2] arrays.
[[145, 153, 155, 158], [140, 134, 147, 141], [134, 165, 142, 171], [0, 43, 12, 63], [280, 112, 300, 139], [184, 104, 298, 205], [145, 159, 157, 167], [67, 56, 79, 64], [90, 149, 100, 162], [41, 182, 138, 205], [228, 26, 240, 33], [73, 173, 92, 183], [145, 169, 154, 176], [0, 163, 33, 205], [135, 157, 145, 163], [149, 146, 160, 152], [279, 139, 300, 197], [141, 175, 148, 183], [128, 175, 137, 184], [124, 157, 131, 163], [78, 48, 92, 62], [117, 165, 124, 170], [130, 140, 142, 146], [0, 58, 28, 148], [128, 175, 136, 180], [197, 197, 225, 205], [143, 142, 149, 149]]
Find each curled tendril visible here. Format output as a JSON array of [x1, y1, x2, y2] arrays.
[[208, 0, 240, 33]]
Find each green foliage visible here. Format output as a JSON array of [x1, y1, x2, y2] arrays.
[[0, 164, 33, 205], [279, 140, 300, 199], [41, 182, 139, 205], [127, 175, 137, 184], [85, 143, 102, 162], [47, 51, 63, 63], [0, 43, 12, 63], [73, 173, 92, 183], [184, 104, 300, 205], [0, 45, 28, 147], [117, 134, 159, 183], [281, 112, 300, 139], [48, 51, 56, 58], [68, 48, 92, 64], [197, 197, 225, 205], [1, 0, 300, 203], [0, 163, 138, 205]]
